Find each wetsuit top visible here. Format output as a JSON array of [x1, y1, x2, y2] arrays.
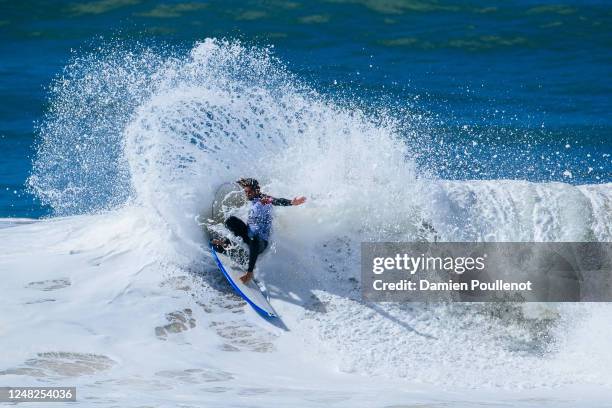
[[247, 195, 292, 241]]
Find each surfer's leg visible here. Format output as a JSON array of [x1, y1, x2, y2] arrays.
[[241, 238, 261, 283], [247, 237, 268, 272], [247, 239, 259, 273], [240, 238, 267, 283], [225, 216, 250, 242]]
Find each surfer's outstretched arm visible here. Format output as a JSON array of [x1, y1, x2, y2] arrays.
[[263, 196, 307, 206]]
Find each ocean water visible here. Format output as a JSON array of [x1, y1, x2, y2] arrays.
[[1, 1, 612, 407], [1, 0, 611, 217]]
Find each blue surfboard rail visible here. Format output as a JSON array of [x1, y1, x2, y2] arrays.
[[208, 243, 277, 318]]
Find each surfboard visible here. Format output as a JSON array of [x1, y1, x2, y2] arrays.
[[199, 182, 278, 318], [208, 242, 277, 318]]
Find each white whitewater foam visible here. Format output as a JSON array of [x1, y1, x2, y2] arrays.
[[2, 192, 611, 406]]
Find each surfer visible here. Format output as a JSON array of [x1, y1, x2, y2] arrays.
[[212, 178, 306, 283]]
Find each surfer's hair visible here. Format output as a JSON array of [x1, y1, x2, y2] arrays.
[[237, 178, 260, 192]]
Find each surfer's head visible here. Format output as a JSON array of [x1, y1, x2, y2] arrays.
[[237, 178, 260, 199]]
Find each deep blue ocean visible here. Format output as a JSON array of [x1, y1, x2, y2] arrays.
[[1, 0, 610, 218]]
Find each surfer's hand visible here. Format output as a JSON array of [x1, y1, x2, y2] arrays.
[[240, 271, 254, 284], [291, 196, 306, 206]]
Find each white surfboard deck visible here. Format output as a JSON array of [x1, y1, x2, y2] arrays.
[[208, 238, 277, 318]]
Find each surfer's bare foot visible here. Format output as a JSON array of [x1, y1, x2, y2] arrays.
[[240, 271, 254, 284], [211, 238, 231, 253], [212, 238, 230, 247]]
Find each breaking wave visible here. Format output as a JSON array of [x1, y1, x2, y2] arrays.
[[25, 39, 612, 388]]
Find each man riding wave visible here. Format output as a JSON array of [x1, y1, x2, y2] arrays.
[[212, 178, 306, 283]]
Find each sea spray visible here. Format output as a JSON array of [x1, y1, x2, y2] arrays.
[[31, 39, 428, 262]]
